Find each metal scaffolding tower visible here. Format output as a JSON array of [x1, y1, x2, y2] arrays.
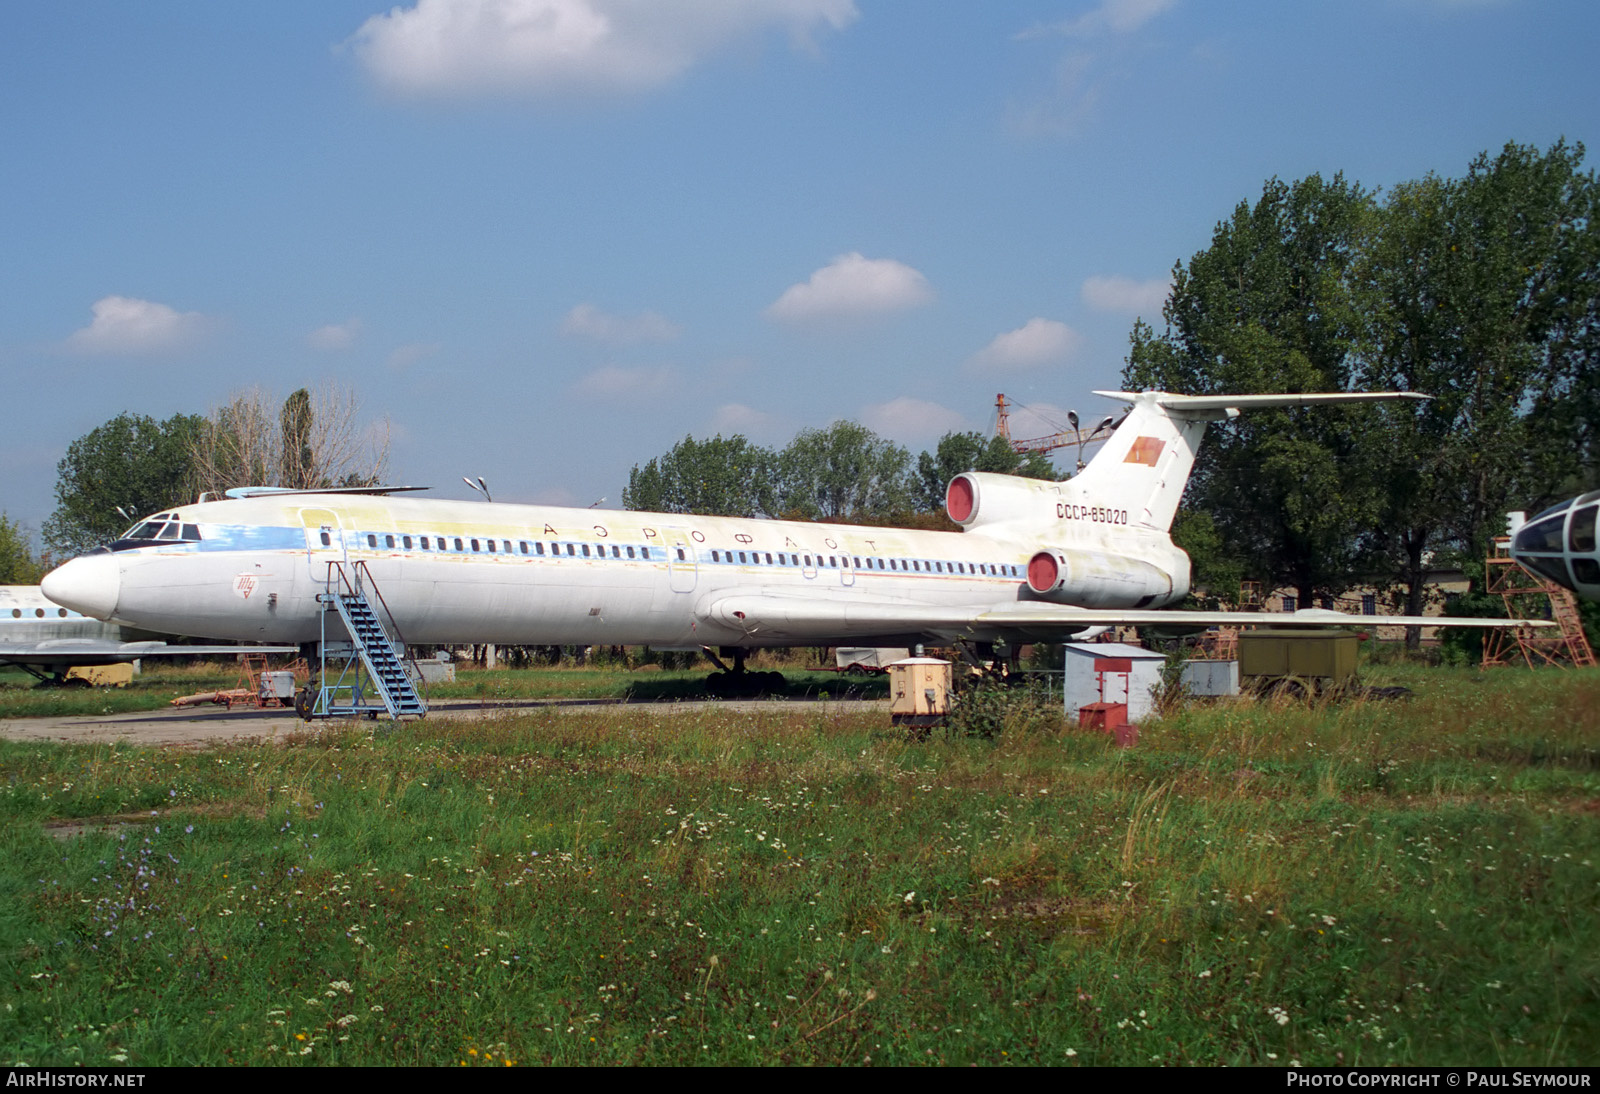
[[1482, 537, 1596, 669]]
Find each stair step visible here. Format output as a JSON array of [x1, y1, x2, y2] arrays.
[[328, 572, 427, 720]]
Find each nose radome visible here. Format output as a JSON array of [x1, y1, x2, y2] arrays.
[[41, 554, 121, 620]]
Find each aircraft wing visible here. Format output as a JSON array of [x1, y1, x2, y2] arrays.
[[0, 640, 298, 670], [703, 593, 1549, 645]]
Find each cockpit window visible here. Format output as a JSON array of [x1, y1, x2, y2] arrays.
[[1514, 515, 1566, 554], [105, 517, 201, 552], [1570, 505, 1597, 553]]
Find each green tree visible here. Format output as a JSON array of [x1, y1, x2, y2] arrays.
[[1169, 508, 1244, 607], [0, 513, 47, 584], [912, 432, 1059, 512], [1124, 172, 1383, 607], [44, 412, 205, 556], [776, 421, 911, 520], [280, 387, 315, 488], [189, 384, 389, 497], [622, 434, 778, 517], [1362, 140, 1600, 628]]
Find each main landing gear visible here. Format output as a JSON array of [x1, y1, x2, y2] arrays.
[[700, 647, 787, 698], [954, 639, 1023, 681]]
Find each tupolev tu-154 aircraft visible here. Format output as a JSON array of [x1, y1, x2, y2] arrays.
[[40, 390, 1541, 693]]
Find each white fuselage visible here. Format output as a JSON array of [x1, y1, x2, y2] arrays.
[[41, 490, 1190, 649]]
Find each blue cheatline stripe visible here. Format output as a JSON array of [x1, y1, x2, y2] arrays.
[[196, 525, 307, 552]]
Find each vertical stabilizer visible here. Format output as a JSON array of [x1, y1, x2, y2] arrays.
[[1064, 391, 1208, 533]]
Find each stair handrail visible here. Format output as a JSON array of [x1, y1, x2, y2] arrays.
[[322, 559, 428, 704]]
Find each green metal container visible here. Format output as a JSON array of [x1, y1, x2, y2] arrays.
[[1237, 629, 1359, 687]]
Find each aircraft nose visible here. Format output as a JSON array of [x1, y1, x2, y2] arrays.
[[41, 554, 121, 620]]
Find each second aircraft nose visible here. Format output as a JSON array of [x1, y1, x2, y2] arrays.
[[41, 553, 122, 621]]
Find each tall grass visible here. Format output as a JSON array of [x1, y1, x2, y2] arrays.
[[1, 666, 1595, 1065]]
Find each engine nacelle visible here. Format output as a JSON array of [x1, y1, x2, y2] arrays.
[[946, 472, 1063, 529], [1025, 547, 1186, 609]]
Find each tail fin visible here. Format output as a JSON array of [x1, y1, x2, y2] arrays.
[[1066, 391, 1426, 533]]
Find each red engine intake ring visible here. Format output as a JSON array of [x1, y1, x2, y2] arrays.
[[1027, 551, 1059, 593], [946, 476, 975, 523]]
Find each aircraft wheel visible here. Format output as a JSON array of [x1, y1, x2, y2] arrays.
[[293, 687, 316, 721], [705, 671, 727, 697]]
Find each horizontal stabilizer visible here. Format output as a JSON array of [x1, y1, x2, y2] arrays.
[[1091, 390, 1429, 420]]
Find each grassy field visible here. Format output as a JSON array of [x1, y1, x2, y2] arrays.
[[0, 663, 245, 719], [0, 663, 1595, 1066], [0, 661, 887, 717]]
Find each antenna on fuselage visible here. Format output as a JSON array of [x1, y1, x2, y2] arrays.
[[114, 505, 134, 524], [588, 497, 607, 509], [463, 476, 492, 502]]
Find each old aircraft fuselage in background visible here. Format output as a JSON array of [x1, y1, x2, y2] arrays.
[[1510, 491, 1600, 602]]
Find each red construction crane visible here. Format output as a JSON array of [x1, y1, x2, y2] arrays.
[[994, 394, 1117, 470]]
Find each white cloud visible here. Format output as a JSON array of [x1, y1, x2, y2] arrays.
[[1006, 52, 1101, 138], [968, 318, 1083, 371], [1018, 0, 1178, 39], [859, 397, 965, 442], [571, 364, 675, 398], [1081, 274, 1170, 315], [309, 318, 363, 350], [65, 295, 209, 355], [765, 253, 933, 325], [561, 303, 680, 344], [349, 0, 859, 101], [388, 342, 441, 370], [1008, 0, 1177, 138]]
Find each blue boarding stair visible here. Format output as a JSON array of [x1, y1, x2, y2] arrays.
[[299, 560, 427, 720]]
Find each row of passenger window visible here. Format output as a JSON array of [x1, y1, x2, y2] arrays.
[[357, 532, 657, 561], [705, 548, 1019, 578], [348, 529, 1020, 580]]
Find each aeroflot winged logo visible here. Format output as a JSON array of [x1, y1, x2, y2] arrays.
[[1124, 437, 1165, 466]]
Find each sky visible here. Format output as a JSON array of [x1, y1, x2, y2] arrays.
[[3, 0, 1597, 547]]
